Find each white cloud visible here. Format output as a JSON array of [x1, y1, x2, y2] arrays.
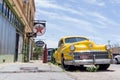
[[89, 36, 104, 43], [35, 0, 56, 8], [35, 0, 120, 48], [83, 11, 120, 28], [46, 23, 67, 34], [38, 10, 98, 33], [35, 0, 112, 28], [35, 0, 120, 27], [35, 9, 99, 34], [35, 9, 91, 26], [111, 34, 120, 39], [35, 0, 83, 16], [83, 0, 105, 6], [46, 39, 58, 48], [36, 11, 78, 24], [35, 1, 120, 35], [35, 0, 63, 10], [35, 36, 58, 48], [35, 9, 58, 19], [110, 0, 120, 4]]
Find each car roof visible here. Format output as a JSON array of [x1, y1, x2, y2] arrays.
[[61, 36, 89, 40]]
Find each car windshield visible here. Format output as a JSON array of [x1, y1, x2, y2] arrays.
[[65, 37, 88, 43]]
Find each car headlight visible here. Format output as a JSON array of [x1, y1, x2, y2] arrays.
[[70, 45, 75, 51]]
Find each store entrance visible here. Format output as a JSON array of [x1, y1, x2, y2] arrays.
[[14, 32, 19, 62]]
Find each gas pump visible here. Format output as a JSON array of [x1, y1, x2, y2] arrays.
[[43, 44, 47, 63]]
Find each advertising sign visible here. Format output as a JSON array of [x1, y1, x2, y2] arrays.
[[35, 41, 45, 47], [33, 22, 46, 36]]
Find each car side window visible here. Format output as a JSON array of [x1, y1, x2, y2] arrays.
[[58, 40, 63, 47]]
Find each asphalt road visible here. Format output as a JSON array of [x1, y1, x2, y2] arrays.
[[66, 64, 120, 80]]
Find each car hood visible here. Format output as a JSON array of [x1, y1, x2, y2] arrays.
[[70, 40, 106, 51]]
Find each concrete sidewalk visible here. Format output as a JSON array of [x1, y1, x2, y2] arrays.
[[0, 60, 74, 80]]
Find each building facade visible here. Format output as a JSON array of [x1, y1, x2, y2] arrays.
[[0, 0, 35, 63], [111, 47, 120, 54]]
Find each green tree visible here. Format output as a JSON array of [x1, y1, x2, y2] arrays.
[[33, 46, 43, 60]]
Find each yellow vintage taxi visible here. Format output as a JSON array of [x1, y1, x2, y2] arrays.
[[53, 36, 113, 70]]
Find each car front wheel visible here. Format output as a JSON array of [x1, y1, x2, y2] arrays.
[[61, 57, 72, 70], [96, 64, 110, 70]]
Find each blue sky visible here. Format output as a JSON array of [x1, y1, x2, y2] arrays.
[[35, 0, 120, 48]]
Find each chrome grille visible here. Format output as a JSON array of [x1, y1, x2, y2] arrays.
[[73, 52, 109, 60]]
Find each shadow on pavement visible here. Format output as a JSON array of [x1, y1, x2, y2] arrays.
[[64, 66, 115, 72]]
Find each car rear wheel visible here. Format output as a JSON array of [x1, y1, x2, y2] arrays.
[[52, 57, 56, 64], [96, 64, 110, 70]]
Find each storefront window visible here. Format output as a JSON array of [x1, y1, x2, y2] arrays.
[[0, 0, 25, 55], [0, 0, 3, 11], [0, 14, 16, 55]]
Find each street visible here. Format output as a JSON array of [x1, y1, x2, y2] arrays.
[[0, 61, 74, 80], [0, 61, 120, 80], [66, 64, 120, 80]]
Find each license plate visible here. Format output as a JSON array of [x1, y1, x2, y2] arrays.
[[80, 54, 89, 59]]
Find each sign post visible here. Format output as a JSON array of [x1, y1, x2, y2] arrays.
[[33, 20, 47, 63]]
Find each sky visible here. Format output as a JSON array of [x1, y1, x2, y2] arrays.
[[34, 0, 120, 48]]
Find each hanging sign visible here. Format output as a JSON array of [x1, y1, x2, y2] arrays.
[[35, 41, 45, 47], [33, 22, 46, 36]]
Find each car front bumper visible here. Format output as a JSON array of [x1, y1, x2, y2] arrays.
[[64, 59, 115, 66]]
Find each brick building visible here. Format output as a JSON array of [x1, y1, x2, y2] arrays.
[[111, 47, 120, 55], [0, 0, 35, 63]]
